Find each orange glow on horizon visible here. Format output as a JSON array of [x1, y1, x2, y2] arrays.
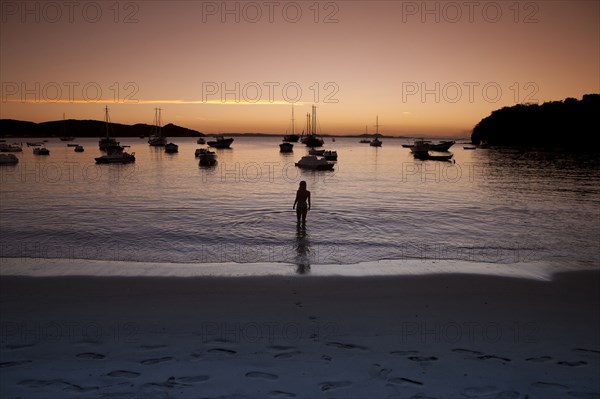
[[1, 1, 598, 137]]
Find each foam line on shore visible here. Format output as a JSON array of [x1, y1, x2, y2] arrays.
[[0, 256, 594, 280]]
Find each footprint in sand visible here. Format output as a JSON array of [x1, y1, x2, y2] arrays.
[[388, 377, 423, 386], [268, 390, 297, 398], [321, 354, 332, 362], [477, 354, 511, 362], [573, 348, 600, 355], [369, 365, 392, 379], [176, 375, 210, 383], [567, 392, 600, 398], [326, 342, 368, 350], [18, 379, 98, 392], [140, 356, 174, 365], [0, 360, 32, 368], [319, 381, 352, 391], [143, 376, 208, 389], [533, 381, 569, 390], [107, 370, 140, 378], [452, 348, 484, 356], [295, 301, 303, 308], [5, 343, 35, 350], [557, 360, 587, 367], [389, 350, 419, 356], [245, 371, 278, 380], [525, 356, 553, 363], [207, 348, 237, 355], [274, 351, 302, 359], [76, 352, 106, 360], [408, 356, 438, 362], [270, 345, 296, 351], [18, 379, 57, 388]]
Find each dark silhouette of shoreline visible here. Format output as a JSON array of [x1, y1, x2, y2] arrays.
[[0, 119, 204, 138], [471, 94, 599, 149]]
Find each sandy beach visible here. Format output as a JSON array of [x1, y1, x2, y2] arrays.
[[1, 270, 599, 398]]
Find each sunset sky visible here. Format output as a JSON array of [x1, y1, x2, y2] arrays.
[[1, 1, 598, 137]]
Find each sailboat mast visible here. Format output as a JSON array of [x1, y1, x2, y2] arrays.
[[376, 115, 379, 135], [157, 108, 162, 137], [306, 112, 311, 135], [105, 106, 110, 138], [312, 105, 316, 135], [291, 104, 295, 135]]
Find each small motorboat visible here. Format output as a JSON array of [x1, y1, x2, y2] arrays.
[[26, 142, 44, 147], [370, 138, 382, 147], [0, 154, 19, 164], [279, 142, 293, 153], [428, 140, 455, 151], [74, 145, 84, 152], [0, 143, 23, 152], [197, 137, 206, 144], [308, 148, 325, 156], [322, 150, 338, 161], [197, 148, 217, 166], [67, 143, 79, 147], [165, 142, 179, 153], [59, 136, 75, 141], [295, 155, 334, 171], [404, 140, 454, 151], [33, 147, 50, 155], [359, 139, 371, 143], [463, 146, 476, 150], [95, 146, 135, 164], [411, 140, 453, 161], [207, 136, 234, 148]]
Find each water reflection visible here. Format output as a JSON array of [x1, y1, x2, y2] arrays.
[[294, 224, 311, 274]]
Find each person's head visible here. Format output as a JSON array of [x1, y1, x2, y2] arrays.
[[299, 181, 307, 190]]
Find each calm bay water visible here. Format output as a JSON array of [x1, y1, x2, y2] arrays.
[[1, 136, 599, 274]]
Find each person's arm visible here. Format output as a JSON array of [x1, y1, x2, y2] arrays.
[[293, 193, 298, 209], [307, 192, 311, 210]]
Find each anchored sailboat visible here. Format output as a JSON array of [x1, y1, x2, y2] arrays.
[[301, 105, 324, 147], [95, 107, 135, 164], [148, 108, 167, 146], [98, 106, 120, 151], [369, 116, 382, 147], [283, 104, 300, 142]]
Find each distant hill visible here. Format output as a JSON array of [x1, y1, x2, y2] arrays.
[[471, 94, 599, 148], [0, 119, 204, 138]]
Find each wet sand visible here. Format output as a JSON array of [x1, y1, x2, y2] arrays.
[[1, 270, 599, 398]]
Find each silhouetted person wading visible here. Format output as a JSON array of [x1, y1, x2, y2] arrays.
[[293, 181, 311, 226]]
